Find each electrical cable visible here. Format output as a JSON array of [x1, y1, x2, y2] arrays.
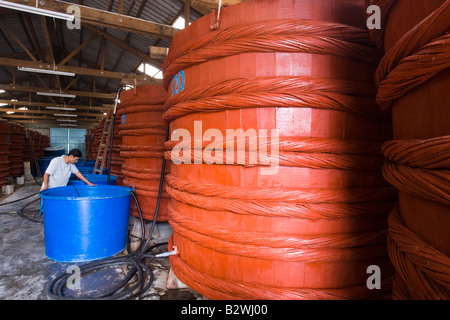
[[47, 126, 171, 300]]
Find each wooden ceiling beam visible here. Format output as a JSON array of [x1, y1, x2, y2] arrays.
[[0, 83, 115, 99], [6, 119, 98, 126], [189, 0, 248, 9], [0, 99, 110, 111], [58, 32, 97, 66], [0, 57, 149, 81], [4, 0, 179, 39], [181, 0, 248, 15], [0, 110, 103, 121]]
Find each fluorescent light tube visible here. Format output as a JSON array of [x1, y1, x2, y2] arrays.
[[60, 124, 77, 127], [18, 67, 75, 77], [53, 113, 77, 117], [57, 119, 77, 122], [0, 1, 75, 21], [37, 92, 76, 98], [46, 106, 76, 111]]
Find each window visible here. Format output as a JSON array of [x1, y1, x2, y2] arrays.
[[137, 63, 163, 79], [172, 16, 190, 29], [50, 128, 87, 157]]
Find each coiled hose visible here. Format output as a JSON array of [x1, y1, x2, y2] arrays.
[[47, 127, 170, 300]]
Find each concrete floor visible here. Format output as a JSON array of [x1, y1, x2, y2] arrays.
[[0, 179, 202, 300]]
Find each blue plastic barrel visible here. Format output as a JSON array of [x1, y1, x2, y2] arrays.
[[71, 167, 109, 180], [68, 174, 118, 185], [70, 166, 90, 180], [76, 160, 95, 169], [76, 167, 91, 174], [39, 185, 133, 262], [81, 160, 96, 167]]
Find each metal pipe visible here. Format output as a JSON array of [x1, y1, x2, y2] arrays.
[[107, 85, 132, 185]]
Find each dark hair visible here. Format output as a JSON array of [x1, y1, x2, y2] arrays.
[[68, 149, 82, 158]]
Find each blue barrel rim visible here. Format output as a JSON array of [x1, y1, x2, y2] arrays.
[[39, 185, 134, 201]]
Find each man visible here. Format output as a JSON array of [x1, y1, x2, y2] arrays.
[[40, 148, 95, 191]]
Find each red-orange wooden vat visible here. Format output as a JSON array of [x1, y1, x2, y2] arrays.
[[22, 129, 47, 161], [0, 120, 10, 186], [117, 85, 170, 221], [372, 0, 450, 299], [163, 0, 396, 299], [8, 123, 25, 178], [110, 111, 125, 186], [22, 129, 33, 162]]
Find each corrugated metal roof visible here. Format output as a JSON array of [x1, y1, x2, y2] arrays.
[[0, 14, 45, 58]]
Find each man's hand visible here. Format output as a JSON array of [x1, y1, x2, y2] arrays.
[[75, 171, 96, 186]]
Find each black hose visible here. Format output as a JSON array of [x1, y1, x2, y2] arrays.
[[0, 191, 40, 207], [18, 197, 43, 223], [72, 185, 81, 197], [141, 126, 169, 251], [47, 126, 171, 300], [107, 85, 129, 185], [47, 189, 166, 300]]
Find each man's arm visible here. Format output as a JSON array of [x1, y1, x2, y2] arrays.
[[74, 171, 96, 186], [41, 173, 50, 191], [41, 157, 59, 191]]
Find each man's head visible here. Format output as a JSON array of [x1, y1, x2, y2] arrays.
[[67, 149, 82, 164]]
